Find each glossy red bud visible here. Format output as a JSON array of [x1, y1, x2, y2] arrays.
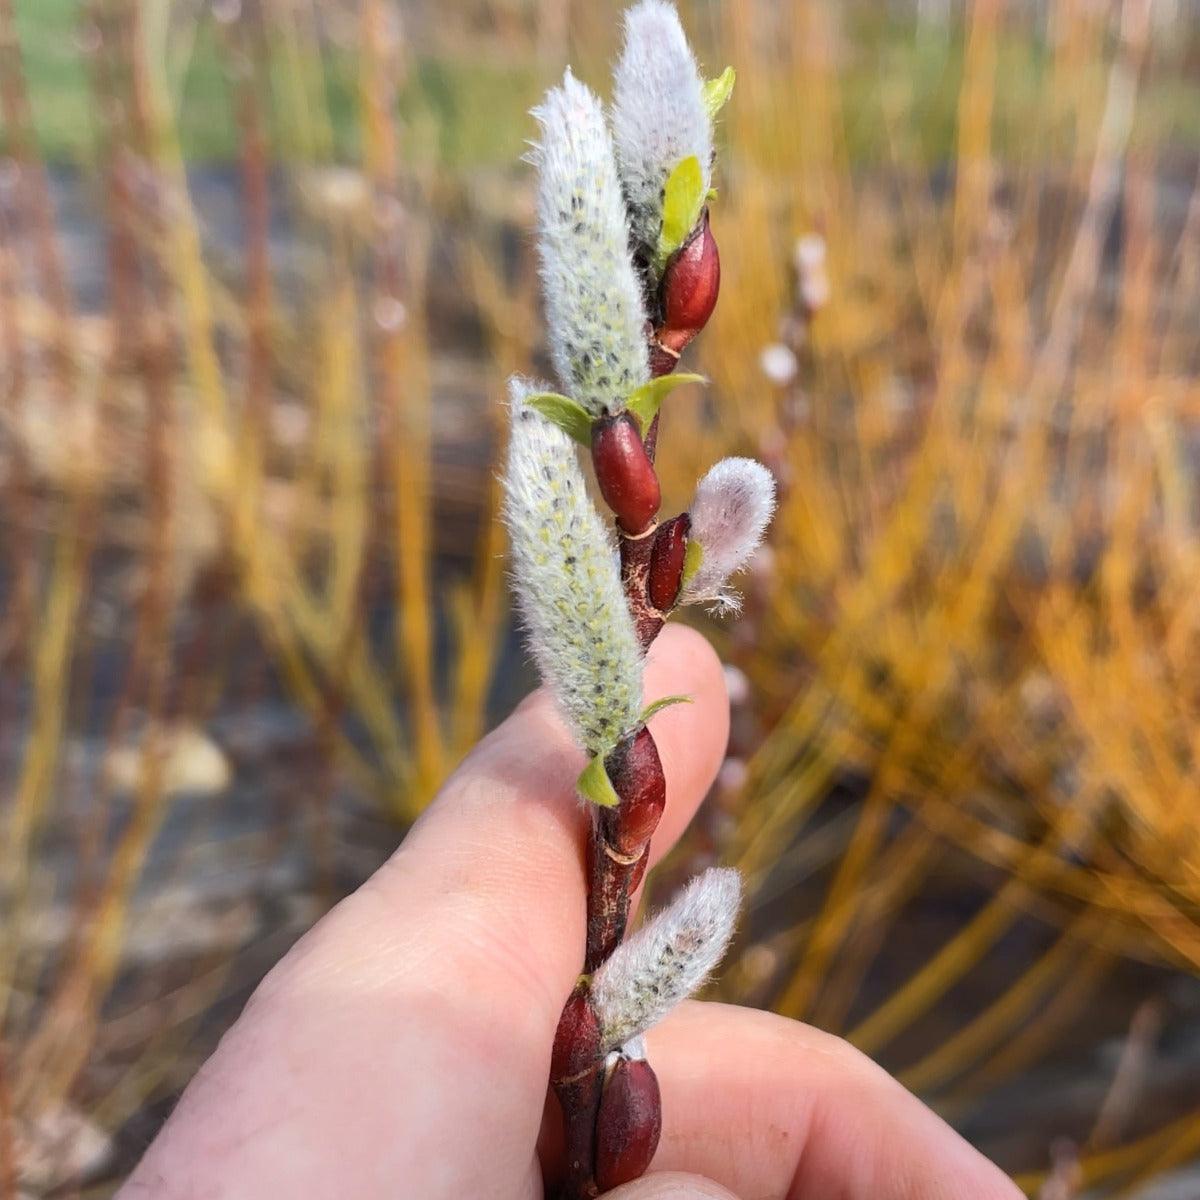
[[657, 209, 720, 356], [648, 513, 691, 612], [605, 726, 666, 855], [596, 1057, 663, 1191], [551, 983, 602, 1084], [592, 412, 661, 534]]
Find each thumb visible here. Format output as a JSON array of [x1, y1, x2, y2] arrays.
[[605, 1173, 742, 1200]]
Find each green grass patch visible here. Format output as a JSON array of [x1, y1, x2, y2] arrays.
[[8, 1, 1199, 169], [10, 0, 539, 166]]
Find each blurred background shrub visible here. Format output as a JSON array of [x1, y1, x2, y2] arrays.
[[1, 0, 1199, 1194]]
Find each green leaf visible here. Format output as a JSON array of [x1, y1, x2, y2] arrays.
[[682, 539, 704, 586], [625, 373, 707, 434], [702, 67, 736, 119], [577, 753, 621, 808], [525, 392, 594, 446], [655, 155, 706, 272], [639, 694, 693, 724]]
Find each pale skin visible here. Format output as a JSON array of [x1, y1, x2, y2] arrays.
[[120, 626, 1024, 1200]]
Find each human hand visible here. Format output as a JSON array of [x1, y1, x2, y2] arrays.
[[120, 625, 1022, 1200]]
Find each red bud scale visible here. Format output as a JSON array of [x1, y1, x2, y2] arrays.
[[592, 412, 661, 534], [552, 982, 606, 1199], [604, 726, 666, 855], [656, 210, 721, 359], [551, 982, 602, 1084], [587, 724, 668, 971], [648, 513, 691, 612], [596, 1057, 663, 1191]]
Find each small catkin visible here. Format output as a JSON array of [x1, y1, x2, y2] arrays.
[[530, 70, 648, 418], [592, 867, 742, 1051], [679, 457, 776, 614], [502, 378, 644, 756], [611, 0, 713, 259]]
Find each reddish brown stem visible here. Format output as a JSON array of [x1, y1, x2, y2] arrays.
[[555, 1069, 605, 1200], [585, 728, 666, 971], [586, 820, 642, 974], [556, 212, 720, 1199], [619, 526, 666, 649]]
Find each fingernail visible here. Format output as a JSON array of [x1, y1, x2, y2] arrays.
[[605, 1174, 740, 1199]]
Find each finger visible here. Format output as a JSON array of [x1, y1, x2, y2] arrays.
[[643, 1003, 1022, 1200], [606, 1172, 742, 1199], [121, 624, 728, 1200]]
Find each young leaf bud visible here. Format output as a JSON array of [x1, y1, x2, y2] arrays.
[[592, 412, 662, 534], [592, 867, 742, 1051], [648, 513, 691, 611], [604, 725, 666, 854], [657, 210, 721, 356], [678, 457, 776, 615], [596, 1056, 663, 1190], [503, 379, 644, 756], [552, 981, 603, 1084]]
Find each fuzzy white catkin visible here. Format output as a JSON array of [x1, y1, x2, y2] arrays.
[[592, 867, 742, 1052], [502, 378, 644, 756], [679, 457, 776, 613], [530, 70, 648, 418], [612, 0, 713, 259]]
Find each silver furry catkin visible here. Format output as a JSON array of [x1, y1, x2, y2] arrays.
[[530, 70, 649, 418], [679, 457, 776, 614], [502, 378, 644, 756], [612, 0, 713, 260], [591, 868, 742, 1051]]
